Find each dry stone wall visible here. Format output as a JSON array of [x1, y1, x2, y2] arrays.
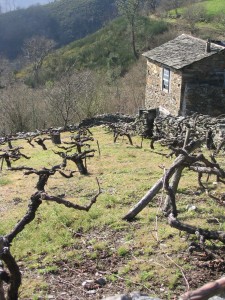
[[78, 113, 135, 127]]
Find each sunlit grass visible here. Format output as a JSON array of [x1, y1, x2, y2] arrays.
[[203, 0, 225, 16], [1, 126, 225, 298], [168, 0, 225, 18]]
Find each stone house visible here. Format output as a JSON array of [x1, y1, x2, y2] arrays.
[[142, 34, 225, 116]]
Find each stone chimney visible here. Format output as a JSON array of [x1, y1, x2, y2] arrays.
[[205, 38, 211, 53]]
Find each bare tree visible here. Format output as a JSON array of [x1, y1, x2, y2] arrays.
[[0, 84, 33, 133], [156, 0, 199, 17], [0, 162, 101, 299], [0, 83, 47, 134], [73, 70, 102, 119], [0, 0, 12, 12], [44, 70, 97, 128], [170, 0, 183, 16], [156, 0, 181, 16], [215, 12, 225, 29], [102, 58, 146, 114], [120, 58, 145, 113], [22, 36, 56, 86], [142, 0, 160, 14], [116, 0, 142, 59], [0, 56, 14, 88]]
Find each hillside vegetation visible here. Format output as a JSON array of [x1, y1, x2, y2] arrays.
[[0, 0, 117, 59], [166, 0, 225, 37], [2, 0, 225, 136], [13, 0, 225, 86], [9, 14, 168, 129], [2, 0, 225, 61], [41, 16, 168, 81]]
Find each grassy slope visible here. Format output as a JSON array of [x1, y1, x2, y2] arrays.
[[164, 0, 225, 40], [1, 127, 224, 298], [203, 0, 225, 16], [57, 17, 135, 71], [169, 0, 225, 17]]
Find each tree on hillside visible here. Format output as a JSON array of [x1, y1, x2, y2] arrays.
[[116, 0, 142, 59], [183, 2, 207, 33], [0, 83, 47, 134], [156, 0, 184, 16], [169, 0, 183, 16], [0, 56, 14, 88], [22, 36, 56, 87], [120, 59, 145, 113], [44, 70, 95, 128], [0, 84, 33, 133], [0, 0, 15, 12], [142, 0, 160, 14], [157, 0, 202, 17], [76, 70, 105, 119]]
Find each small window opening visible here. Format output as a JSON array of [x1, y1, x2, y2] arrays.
[[162, 68, 170, 92]]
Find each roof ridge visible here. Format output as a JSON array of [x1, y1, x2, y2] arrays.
[[178, 33, 225, 49]]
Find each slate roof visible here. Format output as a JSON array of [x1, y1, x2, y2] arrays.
[[142, 34, 225, 70]]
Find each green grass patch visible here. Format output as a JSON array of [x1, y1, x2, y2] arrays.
[[38, 265, 59, 275], [117, 245, 130, 257], [203, 0, 225, 17], [1, 126, 225, 298]]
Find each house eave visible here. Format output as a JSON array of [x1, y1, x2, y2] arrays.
[[143, 56, 181, 72]]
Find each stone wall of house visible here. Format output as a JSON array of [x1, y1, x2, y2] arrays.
[[181, 51, 225, 116], [145, 60, 182, 115], [183, 51, 225, 84], [145, 51, 225, 117], [183, 83, 225, 116]]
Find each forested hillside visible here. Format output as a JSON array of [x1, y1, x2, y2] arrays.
[[49, 0, 117, 45], [0, 0, 53, 12], [2, 0, 225, 60], [0, 0, 117, 59], [0, 5, 58, 59]]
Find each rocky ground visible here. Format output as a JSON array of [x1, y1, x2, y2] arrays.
[[23, 230, 225, 300]]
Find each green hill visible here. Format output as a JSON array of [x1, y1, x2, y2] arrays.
[[30, 16, 168, 85], [59, 16, 167, 69]]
